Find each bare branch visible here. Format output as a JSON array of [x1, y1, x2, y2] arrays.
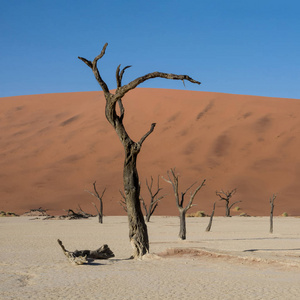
[[78, 43, 110, 95], [116, 64, 132, 88], [163, 169, 180, 207], [180, 182, 196, 207], [93, 43, 108, 67], [146, 176, 154, 193], [93, 182, 106, 199], [116, 64, 121, 88], [228, 200, 242, 210], [92, 202, 100, 215], [140, 197, 147, 214], [78, 57, 92, 68], [138, 123, 156, 146], [185, 179, 206, 210], [117, 72, 201, 98], [149, 203, 159, 218]]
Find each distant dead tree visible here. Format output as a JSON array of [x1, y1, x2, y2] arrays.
[[140, 176, 166, 222], [269, 194, 277, 233], [85, 181, 106, 223], [216, 189, 241, 217], [206, 201, 216, 232], [163, 168, 206, 240], [79, 43, 200, 258]]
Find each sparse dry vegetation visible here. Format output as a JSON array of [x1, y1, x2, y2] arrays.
[[0, 210, 18, 217]]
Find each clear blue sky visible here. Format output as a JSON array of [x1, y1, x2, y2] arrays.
[[1, 0, 299, 98]]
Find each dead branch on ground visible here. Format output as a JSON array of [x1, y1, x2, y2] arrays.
[[57, 239, 114, 265]]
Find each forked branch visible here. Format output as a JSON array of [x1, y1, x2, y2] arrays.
[[138, 123, 156, 146], [78, 43, 201, 102]]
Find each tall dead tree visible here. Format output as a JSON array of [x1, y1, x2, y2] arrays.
[[85, 181, 106, 223], [216, 189, 241, 217], [269, 194, 277, 234], [141, 176, 166, 222], [79, 43, 200, 258], [163, 169, 206, 240]]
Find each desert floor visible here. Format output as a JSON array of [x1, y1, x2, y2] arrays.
[[0, 216, 300, 300]]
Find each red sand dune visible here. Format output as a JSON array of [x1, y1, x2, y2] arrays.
[[0, 88, 299, 216]]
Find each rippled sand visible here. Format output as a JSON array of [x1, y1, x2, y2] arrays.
[[1, 216, 299, 299]]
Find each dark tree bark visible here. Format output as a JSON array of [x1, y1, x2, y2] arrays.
[[163, 168, 206, 240], [206, 201, 216, 232], [85, 181, 106, 223], [79, 43, 200, 258], [141, 176, 166, 222], [269, 194, 277, 234], [216, 189, 241, 217]]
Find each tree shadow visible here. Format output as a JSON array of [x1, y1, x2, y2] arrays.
[[244, 248, 300, 252], [85, 257, 133, 266]]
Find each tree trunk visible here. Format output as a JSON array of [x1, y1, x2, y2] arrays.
[[206, 202, 216, 232], [179, 209, 187, 240], [269, 194, 276, 234], [225, 202, 230, 217], [124, 146, 149, 257], [98, 214, 103, 224], [270, 202, 274, 234], [146, 212, 151, 223]]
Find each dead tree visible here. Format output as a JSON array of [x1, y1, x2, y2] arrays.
[[216, 189, 241, 217], [163, 168, 206, 240], [269, 194, 277, 233], [85, 181, 106, 223], [57, 239, 114, 265], [206, 201, 216, 232], [141, 176, 166, 222], [79, 43, 200, 258]]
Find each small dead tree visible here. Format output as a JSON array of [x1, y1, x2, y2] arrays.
[[206, 201, 216, 232], [85, 181, 106, 223], [79, 43, 200, 258], [269, 194, 277, 233], [140, 176, 166, 222], [163, 169, 206, 240], [216, 189, 241, 217]]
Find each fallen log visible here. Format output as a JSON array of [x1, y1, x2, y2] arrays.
[[57, 239, 115, 265]]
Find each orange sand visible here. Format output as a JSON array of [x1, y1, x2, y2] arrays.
[[0, 88, 299, 216]]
